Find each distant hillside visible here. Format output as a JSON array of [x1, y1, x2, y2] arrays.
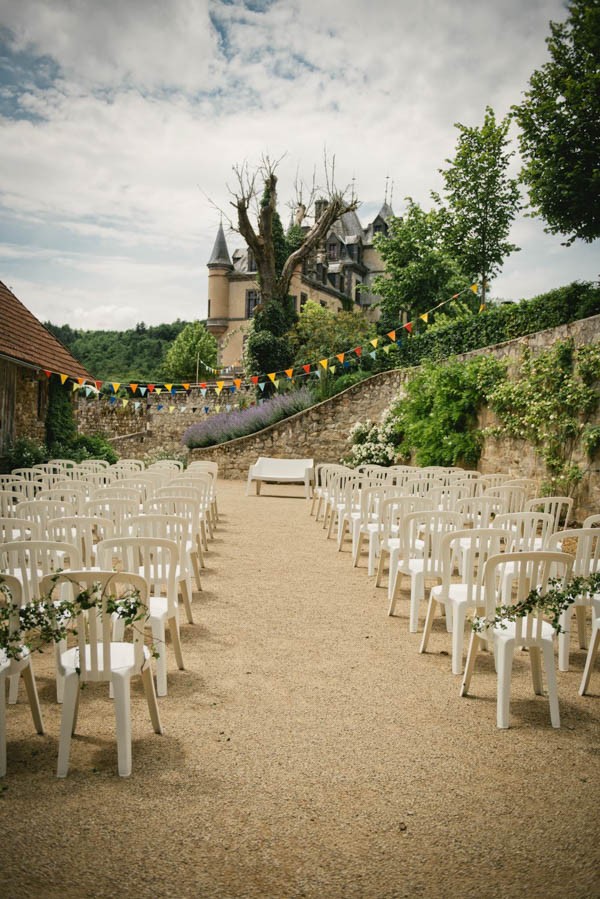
[[44, 320, 189, 382]]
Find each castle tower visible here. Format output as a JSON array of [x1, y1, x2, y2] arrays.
[[206, 222, 233, 361]]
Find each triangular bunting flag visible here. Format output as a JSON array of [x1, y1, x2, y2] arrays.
[[343, 360, 350, 368], [204, 406, 210, 414], [216, 386, 223, 395], [274, 379, 280, 389], [155, 387, 163, 395], [234, 378, 242, 389], [109, 396, 117, 405], [303, 364, 311, 374], [139, 386, 147, 396], [201, 388, 207, 397], [420, 313, 429, 323], [147, 384, 155, 393], [182, 383, 190, 391], [77, 378, 85, 386], [170, 387, 176, 395], [403, 322, 413, 333], [251, 376, 259, 385], [354, 347, 362, 357], [226, 404, 232, 412], [284, 368, 293, 379], [479, 303, 486, 313], [215, 404, 221, 412], [84, 386, 93, 397], [258, 382, 266, 392], [383, 344, 392, 354], [111, 382, 120, 393], [336, 353, 345, 364], [72, 382, 79, 392], [169, 405, 175, 413], [319, 359, 328, 370], [200, 382, 207, 389], [95, 380, 102, 391], [267, 373, 276, 383], [370, 338, 378, 348], [369, 351, 376, 360], [386, 331, 396, 341], [122, 399, 128, 408], [330, 366, 336, 375], [44, 370, 52, 378], [217, 380, 224, 390], [470, 283, 479, 294], [164, 384, 173, 392], [134, 401, 141, 410], [60, 373, 68, 385], [129, 383, 138, 394]]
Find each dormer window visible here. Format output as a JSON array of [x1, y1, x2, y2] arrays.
[[328, 242, 339, 261]]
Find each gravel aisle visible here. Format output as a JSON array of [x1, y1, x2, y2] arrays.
[[1, 480, 599, 899]]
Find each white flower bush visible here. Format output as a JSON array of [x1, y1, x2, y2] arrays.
[[342, 411, 398, 467]]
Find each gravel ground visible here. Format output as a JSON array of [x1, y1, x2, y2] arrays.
[[1, 479, 599, 899]]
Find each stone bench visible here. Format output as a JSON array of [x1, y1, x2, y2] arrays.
[[246, 457, 314, 498]]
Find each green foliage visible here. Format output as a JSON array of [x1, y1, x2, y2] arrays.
[[46, 377, 77, 449], [161, 321, 217, 381], [3, 437, 49, 470], [487, 339, 600, 494], [285, 222, 305, 256], [373, 200, 467, 328], [512, 0, 600, 243], [44, 320, 188, 381], [435, 106, 521, 302], [244, 297, 297, 384], [390, 356, 505, 467], [377, 281, 600, 368], [291, 300, 375, 366], [342, 418, 400, 467]]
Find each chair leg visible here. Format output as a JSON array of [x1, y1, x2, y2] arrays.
[[367, 534, 379, 577], [169, 616, 185, 671], [191, 551, 202, 593], [409, 573, 424, 633], [8, 674, 19, 704], [352, 532, 363, 567], [419, 595, 437, 654], [451, 605, 467, 676], [496, 639, 514, 729], [375, 549, 387, 587], [558, 608, 571, 671], [460, 632, 482, 696], [152, 620, 168, 697], [575, 605, 588, 650], [22, 664, 44, 734], [387, 549, 400, 601], [57, 672, 80, 777], [529, 646, 544, 695], [142, 665, 163, 734], [112, 673, 132, 777], [179, 578, 194, 625], [388, 568, 403, 616], [579, 620, 600, 696], [541, 640, 560, 728], [0, 676, 6, 778]]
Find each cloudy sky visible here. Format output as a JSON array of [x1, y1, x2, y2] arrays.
[[0, 0, 597, 331]]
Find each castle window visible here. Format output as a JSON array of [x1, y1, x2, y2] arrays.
[[247, 250, 257, 272], [300, 292, 308, 308], [328, 242, 339, 261], [245, 289, 260, 318], [207, 299, 211, 317]]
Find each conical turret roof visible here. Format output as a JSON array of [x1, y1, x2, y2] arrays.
[[208, 222, 233, 268]]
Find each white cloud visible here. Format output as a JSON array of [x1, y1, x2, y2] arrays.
[[0, 0, 597, 329]]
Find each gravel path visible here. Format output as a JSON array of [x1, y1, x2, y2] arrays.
[[1, 479, 599, 899]]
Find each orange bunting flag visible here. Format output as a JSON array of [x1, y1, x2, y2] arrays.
[[77, 378, 85, 386], [44, 370, 52, 378], [60, 373, 68, 385], [251, 376, 259, 384], [129, 383, 138, 394], [336, 353, 345, 364], [319, 359, 328, 370], [303, 364, 311, 373], [182, 383, 190, 391], [470, 283, 479, 294], [370, 338, 378, 348], [111, 382, 120, 393], [419, 313, 429, 323], [403, 322, 413, 333], [284, 368, 293, 379], [233, 378, 242, 389], [386, 330, 396, 342], [267, 373, 276, 383], [479, 303, 486, 313]]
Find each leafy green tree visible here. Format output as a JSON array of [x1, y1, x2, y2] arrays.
[[291, 300, 375, 365], [435, 107, 521, 305], [161, 321, 217, 381], [512, 0, 600, 244], [372, 199, 467, 330]]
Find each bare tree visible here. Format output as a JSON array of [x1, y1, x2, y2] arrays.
[[229, 154, 358, 306]]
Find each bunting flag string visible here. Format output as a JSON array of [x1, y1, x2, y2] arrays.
[[38, 282, 482, 402]]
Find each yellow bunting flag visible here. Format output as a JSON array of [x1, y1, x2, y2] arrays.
[[111, 382, 120, 393], [155, 387, 162, 395], [470, 283, 478, 294], [336, 353, 345, 364], [267, 372, 276, 383], [72, 381, 79, 392], [129, 383, 138, 394], [420, 313, 429, 323], [274, 379, 280, 389], [163, 383, 172, 392], [386, 330, 396, 341], [233, 378, 242, 389], [122, 399, 128, 408], [284, 368, 293, 379], [319, 359, 328, 370], [60, 373, 68, 385], [182, 383, 190, 391], [370, 338, 378, 348], [479, 304, 486, 313], [169, 405, 175, 413], [330, 366, 336, 375], [217, 381, 224, 390]]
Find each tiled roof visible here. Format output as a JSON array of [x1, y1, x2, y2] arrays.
[[0, 280, 92, 380]]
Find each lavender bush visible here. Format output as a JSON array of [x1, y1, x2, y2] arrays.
[[182, 387, 316, 448]]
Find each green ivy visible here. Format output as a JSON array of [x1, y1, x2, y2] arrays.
[[487, 340, 600, 495]]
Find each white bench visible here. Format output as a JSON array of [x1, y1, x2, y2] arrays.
[[246, 457, 314, 498]]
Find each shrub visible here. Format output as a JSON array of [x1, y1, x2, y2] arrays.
[[3, 437, 50, 470], [183, 387, 315, 448]]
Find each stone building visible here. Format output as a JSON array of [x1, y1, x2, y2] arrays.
[[206, 199, 394, 369], [0, 280, 91, 458]]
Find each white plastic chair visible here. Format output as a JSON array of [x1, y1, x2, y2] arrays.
[[546, 528, 600, 671], [145, 496, 206, 567], [110, 459, 146, 478], [579, 595, 600, 696], [0, 575, 45, 776], [388, 509, 463, 631], [484, 484, 526, 513], [14, 499, 77, 532], [0, 517, 40, 542], [37, 486, 88, 515], [47, 516, 114, 568], [97, 537, 184, 697], [83, 497, 140, 534], [351, 484, 403, 573], [419, 528, 505, 674], [460, 551, 573, 728], [0, 490, 22, 518], [375, 495, 434, 597], [41, 570, 163, 777], [525, 496, 573, 535]]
